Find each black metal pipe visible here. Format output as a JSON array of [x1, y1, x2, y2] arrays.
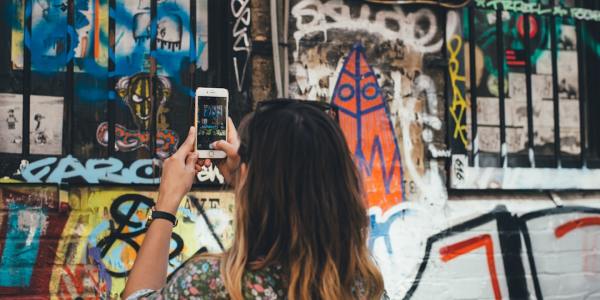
[[523, 10, 535, 167], [496, 6, 507, 167], [150, 0, 158, 159], [107, 0, 116, 157], [22, 0, 32, 157], [549, 16, 561, 167], [575, 0, 588, 167], [190, 0, 197, 130], [468, 2, 478, 166], [64, 0, 75, 156]]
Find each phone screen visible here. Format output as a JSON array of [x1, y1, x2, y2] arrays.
[[197, 96, 227, 150]]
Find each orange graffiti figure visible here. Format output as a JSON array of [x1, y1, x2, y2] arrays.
[[331, 44, 404, 217]]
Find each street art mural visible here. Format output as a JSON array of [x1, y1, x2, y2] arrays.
[[468, 5, 581, 158], [97, 72, 180, 158], [2, 188, 599, 299], [11, 0, 109, 71], [289, 0, 454, 294], [289, 0, 600, 299], [0, 1, 232, 295], [1, 0, 600, 298], [0, 187, 68, 295], [0, 0, 229, 180], [10, 155, 225, 185], [4, 0, 212, 161], [0, 186, 234, 299], [290, 0, 449, 208], [331, 44, 405, 220], [400, 203, 600, 300]]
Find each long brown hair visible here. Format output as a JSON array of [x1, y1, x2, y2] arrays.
[[221, 101, 384, 299]]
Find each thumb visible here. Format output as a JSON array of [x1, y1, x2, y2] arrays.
[[212, 140, 237, 157], [175, 127, 196, 159], [185, 151, 198, 169]]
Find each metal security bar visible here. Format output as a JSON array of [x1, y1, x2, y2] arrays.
[[0, 0, 240, 186], [451, 0, 600, 189], [464, 0, 595, 168]]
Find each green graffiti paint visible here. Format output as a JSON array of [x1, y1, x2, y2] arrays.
[[476, 0, 600, 22]]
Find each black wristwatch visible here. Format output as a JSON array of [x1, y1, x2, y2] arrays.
[[146, 207, 178, 227]]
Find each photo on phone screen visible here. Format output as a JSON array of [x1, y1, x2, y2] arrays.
[[197, 96, 227, 150]]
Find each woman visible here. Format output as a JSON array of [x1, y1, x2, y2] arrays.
[[123, 100, 384, 299]]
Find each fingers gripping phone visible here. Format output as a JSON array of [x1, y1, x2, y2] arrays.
[[195, 87, 228, 159]]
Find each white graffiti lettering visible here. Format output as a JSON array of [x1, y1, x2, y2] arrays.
[[231, 0, 251, 92], [21, 155, 160, 184], [429, 144, 451, 158], [197, 164, 225, 184], [19, 155, 226, 185], [291, 0, 448, 60]]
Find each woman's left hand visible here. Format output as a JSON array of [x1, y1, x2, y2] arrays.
[[156, 126, 199, 214]]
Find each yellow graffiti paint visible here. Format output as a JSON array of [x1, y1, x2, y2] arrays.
[[447, 35, 469, 147], [49, 188, 235, 299]]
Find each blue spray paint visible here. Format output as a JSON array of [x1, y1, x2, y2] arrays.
[[0, 203, 46, 287], [369, 210, 408, 255], [87, 246, 112, 295], [21, 155, 160, 184]]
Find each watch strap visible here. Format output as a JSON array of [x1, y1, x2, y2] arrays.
[[150, 210, 178, 227]]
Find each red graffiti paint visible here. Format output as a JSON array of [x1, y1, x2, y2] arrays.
[[517, 15, 538, 39], [439, 234, 502, 300], [96, 122, 179, 158], [58, 264, 109, 299], [331, 44, 404, 216], [555, 216, 600, 238]]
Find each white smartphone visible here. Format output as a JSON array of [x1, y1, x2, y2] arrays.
[[195, 87, 229, 159]]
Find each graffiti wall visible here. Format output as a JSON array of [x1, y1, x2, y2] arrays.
[[0, 0, 247, 185], [378, 198, 600, 299], [0, 186, 234, 299], [1, 0, 600, 299], [289, 0, 600, 299], [0, 0, 243, 298], [290, 0, 450, 215]]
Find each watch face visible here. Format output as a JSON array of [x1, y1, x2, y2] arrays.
[[147, 208, 177, 227], [146, 213, 154, 227]]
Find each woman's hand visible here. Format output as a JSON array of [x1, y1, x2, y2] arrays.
[[156, 126, 198, 214], [212, 117, 241, 184]]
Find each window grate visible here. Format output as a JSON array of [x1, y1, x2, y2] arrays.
[[450, 0, 600, 190]]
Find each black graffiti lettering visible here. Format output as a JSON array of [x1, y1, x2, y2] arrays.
[[453, 157, 464, 180], [189, 195, 225, 252], [209, 198, 220, 208], [96, 194, 184, 277], [403, 205, 600, 299]]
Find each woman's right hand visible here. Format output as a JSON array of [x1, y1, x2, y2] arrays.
[[208, 117, 240, 184]]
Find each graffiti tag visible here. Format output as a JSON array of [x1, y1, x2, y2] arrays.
[[231, 0, 251, 92], [291, 0, 446, 60], [447, 35, 469, 147], [95, 194, 183, 277], [20, 155, 161, 184], [476, 0, 600, 22]]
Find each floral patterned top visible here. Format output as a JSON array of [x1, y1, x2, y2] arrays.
[[127, 255, 288, 300]]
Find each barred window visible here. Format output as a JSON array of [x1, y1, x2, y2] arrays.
[[0, 0, 246, 185], [449, 0, 600, 189]]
